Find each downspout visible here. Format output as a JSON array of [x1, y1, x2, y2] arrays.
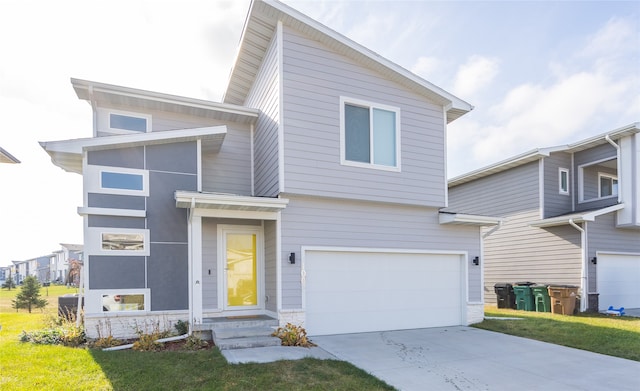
[[568, 219, 587, 312], [605, 135, 621, 203], [188, 197, 196, 335]]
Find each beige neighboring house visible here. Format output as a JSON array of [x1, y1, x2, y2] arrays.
[[0, 146, 20, 164]]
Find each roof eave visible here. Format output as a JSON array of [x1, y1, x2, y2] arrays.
[[439, 212, 503, 226]]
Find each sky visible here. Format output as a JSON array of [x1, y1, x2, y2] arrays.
[[1, 0, 638, 266]]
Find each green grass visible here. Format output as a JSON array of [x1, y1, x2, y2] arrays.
[[0, 286, 394, 391], [473, 307, 640, 361]]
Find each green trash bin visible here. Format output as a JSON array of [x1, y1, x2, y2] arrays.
[[513, 282, 535, 311], [531, 284, 551, 312]]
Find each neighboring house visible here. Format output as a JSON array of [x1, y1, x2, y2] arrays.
[[447, 123, 640, 312], [51, 243, 83, 283], [0, 265, 11, 285], [40, 0, 499, 338], [12, 260, 28, 284], [0, 146, 20, 164], [22, 256, 51, 283]]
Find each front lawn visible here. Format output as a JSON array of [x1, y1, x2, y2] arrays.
[[0, 286, 394, 391], [473, 307, 640, 361]]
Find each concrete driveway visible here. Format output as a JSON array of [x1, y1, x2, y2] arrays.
[[312, 327, 640, 391]]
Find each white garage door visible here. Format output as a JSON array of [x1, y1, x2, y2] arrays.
[[303, 250, 464, 336], [597, 253, 640, 311]]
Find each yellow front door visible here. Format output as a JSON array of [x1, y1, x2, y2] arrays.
[[225, 233, 258, 307]]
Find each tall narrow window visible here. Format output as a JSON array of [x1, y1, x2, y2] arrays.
[[559, 168, 569, 194], [341, 97, 400, 170], [599, 174, 618, 198]]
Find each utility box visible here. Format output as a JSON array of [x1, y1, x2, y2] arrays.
[[58, 295, 83, 320]]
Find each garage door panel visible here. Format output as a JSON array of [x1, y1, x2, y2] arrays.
[[597, 254, 640, 311], [304, 250, 464, 335]]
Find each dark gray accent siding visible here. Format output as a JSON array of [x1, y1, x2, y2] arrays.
[[574, 143, 618, 212], [147, 171, 196, 243], [87, 147, 144, 168], [544, 153, 572, 218], [146, 142, 197, 174], [89, 255, 146, 289], [201, 124, 253, 195], [280, 195, 481, 309], [281, 26, 447, 207], [586, 212, 640, 292], [448, 161, 540, 216], [88, 215, 146, 229], [246, 33, 280, 197], [148, 243, 188, 311], [88, 193, 146, 210]]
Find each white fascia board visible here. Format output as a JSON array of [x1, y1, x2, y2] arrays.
[[529, 204, 625, 228], [175, 190, 289, 211], [439, 213, 503, 226]]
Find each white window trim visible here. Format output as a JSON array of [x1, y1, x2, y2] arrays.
[[98, 108, 152, 135], [597, 172, 618, 199], [339, 96, 401, 172], [559, 168, 570, 195], [86, 289, 150, 314], [87, 227, 150, 256], [86, 165, 149, 197]]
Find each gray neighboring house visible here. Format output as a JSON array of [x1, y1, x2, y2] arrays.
[[40, 0, 499, 338], [447, 123, 640, 312]]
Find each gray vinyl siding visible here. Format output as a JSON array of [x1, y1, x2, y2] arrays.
[[148, 243, 188, 311], [246, 33, 280, 197], [482, 210, 582, 305], [89, 255, 146, 289], [88, 215, 145, 229], [544, 153, 572, 218], [448, 161, 541, 216], [88, 147, 144, 169], [264, 220, 277, 312], [88, 194, 146, 210], [280, 26, 447, 207], [280, 194, 481, 309], [586, 212, 640, 293], [201, 124, 253, 195]]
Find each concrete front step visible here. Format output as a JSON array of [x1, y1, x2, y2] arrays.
[[213, 326, 276, 340], [216, 335, 282, 350]]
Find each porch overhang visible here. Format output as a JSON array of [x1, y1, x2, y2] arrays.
[[439, 212, 503, 226], [529, 204, 625, 228], [175, 191, 289, 220]]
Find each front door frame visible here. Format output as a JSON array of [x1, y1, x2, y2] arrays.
[[217, 224, 265, 312]]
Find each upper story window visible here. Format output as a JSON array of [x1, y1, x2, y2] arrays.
[[577, 157, 617, 203], [340, 97, 400, 171], [598, 173, 618, 198], [97, 108, 151, 135], [86, 165, 149, 197], [559, 168, 570, 195]]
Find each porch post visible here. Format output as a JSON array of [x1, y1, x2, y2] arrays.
[[191, 215, 203, 325]]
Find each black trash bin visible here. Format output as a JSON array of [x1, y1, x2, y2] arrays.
[[494, 283, 515, 309], [58, 295, 83, 320]]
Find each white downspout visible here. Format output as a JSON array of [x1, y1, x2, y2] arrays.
[[188, 197, 195, 334], [605, 135, 621, 203], [568, 219, 587, 312]]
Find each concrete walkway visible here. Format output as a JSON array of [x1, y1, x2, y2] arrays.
[[312, 327, 640, 391]]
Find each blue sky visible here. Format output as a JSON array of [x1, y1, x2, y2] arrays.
[[1, 0, 638, 265]]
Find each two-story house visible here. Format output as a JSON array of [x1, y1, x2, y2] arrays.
[[448, 123, 640, 313], [40, 0, 499, 339]]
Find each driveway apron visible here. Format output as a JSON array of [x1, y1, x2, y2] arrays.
[[312, 326, 640, 391]]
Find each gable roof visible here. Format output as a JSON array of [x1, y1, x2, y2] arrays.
[[0, 146, 20, 164], [223, 0, 472, 123], [449, 122, 640, 187]]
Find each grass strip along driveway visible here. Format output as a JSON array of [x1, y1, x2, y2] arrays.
[[0, 286, 393, 391], [474, 307, 640, 361]]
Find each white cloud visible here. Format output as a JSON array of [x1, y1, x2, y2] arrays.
[[453, 55, 500, 97], [411, 56, 443, 80]]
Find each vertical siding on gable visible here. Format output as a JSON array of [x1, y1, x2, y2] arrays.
[[482, 210, 582, 305], [201, 124, 253, 195], [280, 194, 481, 309], [281, 26, 446, 207], [544, 152, 573, 218], [586, 212, 640, 292], [448, 162, 540, 216], [245, 33, 280, 197]]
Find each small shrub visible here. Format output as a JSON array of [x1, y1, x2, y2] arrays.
[[20, 324, 86, 347], [133, 332, 164, 351], [91, 335, 123, 349], [272, 323, 315, 347], [174, 320, 189, 335], [183, 334, 208, 351]]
